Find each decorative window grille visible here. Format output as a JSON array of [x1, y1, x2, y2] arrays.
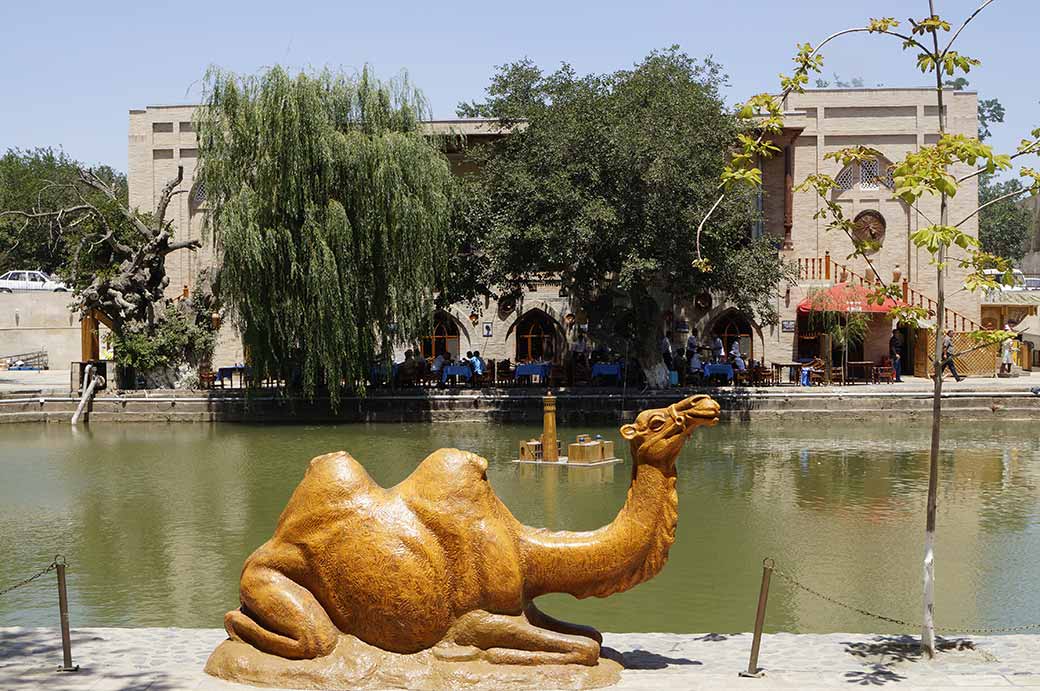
[[836, 165, 855, 190], [882, 166, 895, 189], [192, 182, 206, 204], [860, 159, 881, 190]]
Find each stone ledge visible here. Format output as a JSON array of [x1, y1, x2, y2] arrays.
[[3, 627, 1040, 690]]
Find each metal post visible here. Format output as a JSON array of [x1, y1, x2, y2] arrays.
[[55, 557, 78, 672], [740, 557, 773, 678]]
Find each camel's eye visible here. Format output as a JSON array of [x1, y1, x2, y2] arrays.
[[650, 417, 666, 432]]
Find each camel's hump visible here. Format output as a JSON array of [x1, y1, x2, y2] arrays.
[[301, 450, 377, 491]]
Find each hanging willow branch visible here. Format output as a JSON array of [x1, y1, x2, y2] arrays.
[[195, 66, 457, 406]]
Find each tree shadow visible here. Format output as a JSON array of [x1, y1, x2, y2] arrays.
[[0, 628, 197, 690], [840, 635, 975, 686]]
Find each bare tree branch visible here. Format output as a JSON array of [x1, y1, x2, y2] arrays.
[[954, 184, 1039, 228], [155, 165, 185, 226], [942, 0, 998, 58]]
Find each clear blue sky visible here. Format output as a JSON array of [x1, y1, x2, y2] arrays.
[[1, 0, 1036, 172]]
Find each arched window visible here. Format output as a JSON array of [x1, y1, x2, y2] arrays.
[[834, 158, 894, 192], [515, 310, 560, 363], [715, 312, 754, 361], [420, 313, 460, 359]]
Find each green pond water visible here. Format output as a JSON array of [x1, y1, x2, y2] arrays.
[[2, 419, 1040, 635]]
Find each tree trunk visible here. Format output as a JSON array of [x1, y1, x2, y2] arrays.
[[633, 292, 670, 389], [922, 11, 945, 656]]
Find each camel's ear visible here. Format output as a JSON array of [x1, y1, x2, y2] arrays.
[[620, 424, 640, 440]]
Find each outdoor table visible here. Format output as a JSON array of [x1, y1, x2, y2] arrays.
[[217, 365, 250, 387], [772, 362, 803, 385], [845, 360, 874, 384], [515, 363, 550, 383], [590, 362, 623, 385], [703, 363, 734, 385], [441, 364, 472, 384]]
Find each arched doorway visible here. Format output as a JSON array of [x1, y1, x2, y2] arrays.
[[420, 312, 460, 360], [514, 310, 562, 363], [714, 311, 755, 361]]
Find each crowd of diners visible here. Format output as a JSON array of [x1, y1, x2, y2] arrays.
[[374, 324, 926, 389]]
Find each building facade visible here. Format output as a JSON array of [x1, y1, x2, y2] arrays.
[[128, 88, 983, 375]]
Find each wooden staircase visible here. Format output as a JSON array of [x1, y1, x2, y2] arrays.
[[796, 252, 980, 332]]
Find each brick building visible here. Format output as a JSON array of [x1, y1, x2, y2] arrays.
[[128, 88, 983, 375]]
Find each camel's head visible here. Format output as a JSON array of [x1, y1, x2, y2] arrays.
[[620, 395, 720, 467]]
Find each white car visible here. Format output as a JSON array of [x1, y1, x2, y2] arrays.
[[0, 270, 69, 292]]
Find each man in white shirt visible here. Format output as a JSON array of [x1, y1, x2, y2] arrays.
[[431, 352, 446, 373]]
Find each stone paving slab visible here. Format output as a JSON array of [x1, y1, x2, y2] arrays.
[[4, 628, 1040, 690]]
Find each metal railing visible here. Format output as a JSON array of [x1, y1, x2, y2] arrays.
[[0, 556, 78, 672], [796, 252, 981, 332]]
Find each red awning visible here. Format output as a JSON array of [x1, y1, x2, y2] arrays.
[[797, 282, 902, 314]]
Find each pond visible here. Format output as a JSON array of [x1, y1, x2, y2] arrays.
[[2, 418, 1040, 635]]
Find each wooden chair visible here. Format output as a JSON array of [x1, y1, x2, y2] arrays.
[[874, 356, 896, 384], [496, 360, 515, 387], [198, 364, 217, 390]]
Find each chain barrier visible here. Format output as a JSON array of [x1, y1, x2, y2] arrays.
[[0, 555, 63, 598], [770, 558, 1040, 635]]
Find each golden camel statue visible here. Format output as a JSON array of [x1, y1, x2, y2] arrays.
[[207, 394, 720, 688]]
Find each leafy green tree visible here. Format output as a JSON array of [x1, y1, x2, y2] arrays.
[[458, 49, 788, 386], [195, 66, 459, 405], [0, 147, 126, 275], [700, 3, 1040, 656], [978, 177, 1033, 261]]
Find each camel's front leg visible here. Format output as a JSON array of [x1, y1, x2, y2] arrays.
[[435, 609, 600, 666], [225, 565, 339, 660]]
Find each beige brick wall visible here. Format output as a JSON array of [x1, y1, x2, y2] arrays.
[[128, 89, 982, 373], [753, 88, 983, 366]]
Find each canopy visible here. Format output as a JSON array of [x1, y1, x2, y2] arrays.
[[797, 282, 903, 315]]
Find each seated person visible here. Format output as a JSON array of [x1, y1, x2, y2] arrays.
[[397, 349, 422, 384], [689, 348, 703, 372], [461, 351, 473, 366], [470, 350, 486, 376], [431, 350, 447, 373], [728, 339, 747, 372]]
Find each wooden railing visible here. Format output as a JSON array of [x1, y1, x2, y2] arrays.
[[796, 251, 981, 332]]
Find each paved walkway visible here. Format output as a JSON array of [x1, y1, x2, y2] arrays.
[[0, 368, 72, 394], [4, 627, 1040, 690]]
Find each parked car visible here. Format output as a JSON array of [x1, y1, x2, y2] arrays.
[[0, 270, 69, 292], [981, 268, 1026, 291]]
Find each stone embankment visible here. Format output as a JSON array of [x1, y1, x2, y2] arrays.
[[3, 627, 1040, 690], [2, 385, 1040, 424]]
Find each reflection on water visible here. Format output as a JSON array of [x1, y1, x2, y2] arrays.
[[2, 420, 1040, 634]]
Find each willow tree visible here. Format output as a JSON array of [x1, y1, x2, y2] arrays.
[[195, 67, 456, 405]]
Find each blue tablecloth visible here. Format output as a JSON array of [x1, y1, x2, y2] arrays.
[[703, 363, 734, 384], [441, 365, 472, 383], [217, 365, 250, 383], [590, 362, 623, 384], [515, 363, 550, 380]]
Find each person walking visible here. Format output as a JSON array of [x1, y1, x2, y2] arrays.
[[1001, 323, 1015, 375], [889, 329, 904, 382], [941, 329, 965, 382]]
